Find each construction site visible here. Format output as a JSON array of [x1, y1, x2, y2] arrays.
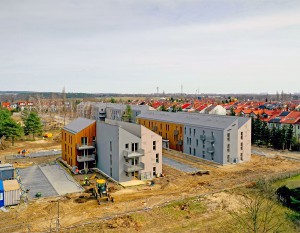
[[1, 130, 300, 232]]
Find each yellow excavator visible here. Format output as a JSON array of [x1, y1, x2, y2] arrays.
[[92, 179, 113, 204]]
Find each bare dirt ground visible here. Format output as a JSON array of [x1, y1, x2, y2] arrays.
[[0, 145, 300, 232]]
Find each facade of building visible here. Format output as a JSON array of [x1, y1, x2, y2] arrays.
[[62, 118, 96, 170], [137, 111, 251, 165], [77, 102, 155, 122], [96, 119, 162, 182]]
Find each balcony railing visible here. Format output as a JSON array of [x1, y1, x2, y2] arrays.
[[124, 162, 144, 173], [207, 147, 215, 153], [76, 143, 95, 150], [206, 136, 215, 143], [200, 135, 206, 141], [123, 149, 144, 159], [77, 154, 96, 162]]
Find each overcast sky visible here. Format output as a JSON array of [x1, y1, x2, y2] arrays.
[[0, 0, 299, 94]]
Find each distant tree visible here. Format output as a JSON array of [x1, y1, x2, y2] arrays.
[[2, 118, 23, 145], [177, 106, 182, 112], [21, 108, 30, 121], [160, 105, 167, 112], [261, 122, 270, 146], [230, 107, 236, 116], [253, 117, 262, 144], [170, 97, 174, 102], [24, 112, 43, 140], [280, 126, 287, 150], [286, 124, 294, 150], [122, 105, 133, 122], [110, 98, 116, 103]]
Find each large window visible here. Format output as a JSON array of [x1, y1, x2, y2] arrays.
[[156, 153, 159, 163], [241, 132, 243, 140], [227, 133, 230, 141]]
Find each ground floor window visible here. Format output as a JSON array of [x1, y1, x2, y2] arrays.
[[153, 167, 156, 176]]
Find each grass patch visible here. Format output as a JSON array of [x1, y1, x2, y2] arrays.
[[273, 174, 300, 189]]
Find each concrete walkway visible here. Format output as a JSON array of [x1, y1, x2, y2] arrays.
[[162, 157, 199, 173], [39, 164, 84, 195]]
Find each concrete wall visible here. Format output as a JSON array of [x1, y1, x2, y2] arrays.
[[183, 125, 224, 164], [223, 120, 239, 164], [237, 120, 251, 162], [140, 126, 162, 178], [96, 122, 120, 181], [118, 127, 142, 182]]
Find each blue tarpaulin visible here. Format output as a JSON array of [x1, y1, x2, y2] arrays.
[[0, 180, 4, 207]]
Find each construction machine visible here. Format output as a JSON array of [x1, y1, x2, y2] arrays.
[[92, 179, 113, 204]]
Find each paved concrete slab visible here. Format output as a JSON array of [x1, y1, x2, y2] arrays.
[[18, 166, 58, 199], [39, 164, 84, 195], [162, 157, 199, 173]]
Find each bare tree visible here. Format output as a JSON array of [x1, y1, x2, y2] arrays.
[[229, 180, 286, 233]]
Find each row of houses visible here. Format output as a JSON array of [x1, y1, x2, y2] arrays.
[[1, 101, 34, 111]]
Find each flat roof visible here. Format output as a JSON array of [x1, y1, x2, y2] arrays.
[[137, 111, 240, 130], [3, 179, 20, 191]]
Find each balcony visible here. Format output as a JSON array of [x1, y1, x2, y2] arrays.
[[200, 135, 206, 141], [174, 130, 179, 136], [124, 162, 144, 173], [207, 147, 215, 153], [152, 126, 158, 131], [76, 143, 95, 150], [77, 154, 96, 162], [123, 149, 144, 159], [206, 136, 215, 143]]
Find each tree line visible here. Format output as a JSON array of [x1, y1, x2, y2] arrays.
[[251, 117, 299, 151], [0, 108, 43, 146]]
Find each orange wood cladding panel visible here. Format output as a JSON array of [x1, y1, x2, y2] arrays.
[[61, 122, 96, 167], [137, 118, 183, 151]]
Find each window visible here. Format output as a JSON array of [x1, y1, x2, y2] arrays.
[[153, 167, 156, 176], [189, 147, 191, 154], [241, 132, 243, 140], [110, 154, 112, 165], [153, 141, 156, 150], [241, 142, 243, 150], [160, 123, 162, 129], [194, 129, 196, 136], [240, 153, 243, 161], [187, 137, 189, 145], [211, 154, 214, 161], [132, 172, 134, 176], [166, 133, 168, 139], [203, 130, 205, 134], [135, 143, 138, 151], [227, 133, 230, 141], [203, 151, 205, 158], [227, 144, 230, 152], [211, 132, 214, 137], [125, 143, 129, 149], [110, 141, 112, 151], [203, 142, 205, 149], [166, 124, 167, 131], [184, 127, 186, 134], [196, 139, 198, 146], [189, 128, 191, 136], [193, 148, 196, 155], [156, 153, 159, 163], [110, 167, 112, 177], [227, 155, 230, 162]]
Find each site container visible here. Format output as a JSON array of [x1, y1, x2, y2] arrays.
[[0, 180, 4, 207], [0, 164, 14, 180], [3, 180, 20, 206]]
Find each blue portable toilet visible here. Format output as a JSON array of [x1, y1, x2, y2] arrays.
[[0, 180, 4, 207]]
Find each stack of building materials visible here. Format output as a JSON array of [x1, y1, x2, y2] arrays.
[[0, 180, 21, 206], [0, 164, 14, 180]]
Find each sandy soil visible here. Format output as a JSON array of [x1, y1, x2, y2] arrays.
[[0, 146, 300, 232]]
